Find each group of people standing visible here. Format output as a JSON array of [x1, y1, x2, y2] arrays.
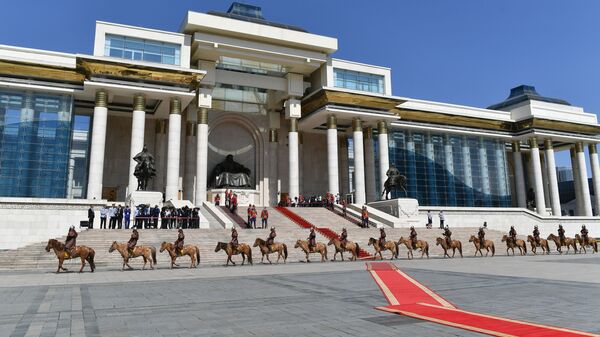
[[220, 189, 239, 215], [246, 205, 269, 229], [87, 204, 202, 230]]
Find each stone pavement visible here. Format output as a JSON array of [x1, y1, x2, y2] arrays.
[[0, 254, 598, 337]]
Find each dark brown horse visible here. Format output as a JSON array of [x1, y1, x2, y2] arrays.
[[469, 235, 495, 257], [575, 234, 598, 254], [45, 239, 95, 273], [502, 235, 527, 256], [526, 235, 550, 255], [214, 242, 253, 266], [547, 234, 577, 254], [160, 242, 201, 269], [253, 238, 287, 264], [436, 237, 463, 258], [397, 237, 429, 259]]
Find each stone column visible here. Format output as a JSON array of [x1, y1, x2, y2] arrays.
[[352, 118, 366, 205], [589, 144, 600, 216], [576, 142, 593, 216], [540, 152, 551, 207], [377, 121, 390, 194], [128, 94, 146, 195], [544, 139, 561, 216], [269, 129, 279, 205], [529, 138, 547, 215], [326, 115, 340, 196], [153, 120, 167, 193], [339, 135, 350, 198], [364, 127, 377, 202], [165, 98, 182, 201], [571, 147, 583, 215], [195, 108, 209, 205], [512, 141, 527, 207], [87, 90, 108, 200], [288, 118, 300, 201], [183, 122, 197, 201]]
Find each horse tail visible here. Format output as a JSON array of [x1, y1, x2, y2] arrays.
[[87, 248, 96, 272], [523, 241, 527, 254], [355, 243, 361, 258], [151, 247, 157, 265], [394, 241, 399, 258], [247, 246, 253, 265], [324, 245, 328, 260], [491, 242, 495, 256], [196, 247, 201, 267], [283, 243, 288, 260]]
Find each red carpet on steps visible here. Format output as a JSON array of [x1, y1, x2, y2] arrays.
[[275, 207, 371, 258], [367, 262, 598, 337]]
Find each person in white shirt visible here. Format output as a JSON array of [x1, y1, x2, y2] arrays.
[[438, 210, 445, 229], [100, 206, 108, 229]]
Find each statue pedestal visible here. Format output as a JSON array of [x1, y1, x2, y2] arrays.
[[368, 198, 420, 227], [127, 191, 163, 208], [209, 188, 260, 206]]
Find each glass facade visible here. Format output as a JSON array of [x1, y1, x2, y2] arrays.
[[387, 130, 511, 207], [333, 68, 385, 94], [216, 56, 288, 77], [104, 34, 181, 66], [0, 90, 74, 198], [212, 84, 268, 114]]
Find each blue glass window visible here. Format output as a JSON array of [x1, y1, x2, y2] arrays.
[[333, 68, 385, 94], [104, 34, 181, 66]]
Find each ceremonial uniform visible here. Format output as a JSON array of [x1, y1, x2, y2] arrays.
[[558, 225, 565, 246], [340, 229, 348, 249], [308, 228, 316, 249], [379, 228, 386, 248], [64, 227, 77, 257], [361, 208, 369, 228], [410, 227, 418, 249], [174, 229, 185, 255], [261, 209, 269, 228], [231, 228, 238, 248], [533, 226, 540, 245], [443, 227, 452, 246], [581, 225, 589, 243], [128, 230, 138, 254], [509, 226, 517, 243], [266, 228, 276, 248], [478, 227, 485, 244]]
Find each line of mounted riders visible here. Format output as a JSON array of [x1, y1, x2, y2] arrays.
[[45, 224, 597, 273]]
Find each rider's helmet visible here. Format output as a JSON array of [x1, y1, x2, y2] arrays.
[[445, 225, 449, 229], [559, 224, 563, 228], [410, 226, 414, 229], [534, 225, 538, 229], [582, 225, 587, 229], [271, 227, 276, 231]]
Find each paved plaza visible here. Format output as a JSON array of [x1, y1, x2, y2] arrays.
[[0, 254, 598, 337]]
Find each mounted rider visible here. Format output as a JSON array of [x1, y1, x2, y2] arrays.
[[558, 224, 565, 246], [509, 226, 517, 244], [339, 228, 348, 249], [410, 226, 418, 249], [128, 229, 139, 255], [308, 228, 317, 250], [532, 225, 540, 245], [266, 227, 276, 250], [443, 225, 452, 246], [581, 225, 589, 243], [64, 226, 78, 257], [174, 229, 185, 255], [477, 226, 485, 245], [379, 228, 387, 248], [230, 227, 239, 249]]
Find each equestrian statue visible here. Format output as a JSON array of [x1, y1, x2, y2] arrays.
[[381, 164, 407, 200]]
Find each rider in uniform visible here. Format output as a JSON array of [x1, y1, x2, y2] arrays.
[[379, 228, 387, 248], [410, 226, 418, 249], [340, 228, 348, 249], [533, 225, 540, 245], [230, 227, 239, 249], [478, 226, 486, 245], [266, 227, 276, 250], [509, 226, 517, 244], [128, 229, 139, 255], [581, 225, 589, 243], [174, 229, 184, 255], [443, 225, 452, 246], [64, 226, 78, 257], [308, 228, 316, 251], [558, 224, 566, 246]]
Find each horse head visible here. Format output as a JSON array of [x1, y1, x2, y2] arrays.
[[294, 240, 302, 248], [160, 241, 169, 252], [501, 235, 507, 242], [469, 235, 475, 242], [327, 238, 335, 246], [214, 242, 223, 252], [253, 238, 262, 247], [45, 239, 54, 252], [108, 241, 118, 253], [368, 237, 376, 246], [436, 237, 443, 246]]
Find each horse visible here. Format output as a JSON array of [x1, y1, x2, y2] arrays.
[[575, 234, 598, 254], [327, 238, 361, 261], [214, 242, 253, 266], [381, 175, 407, 200], [294, 240, 328, 263], [45, 239, 95, 273], [547, 234, 578, 254], [501, 235, 527, 256], [526, 235, 550, 255], [160, 242, 200, 269], [397, 237, 429, 259], [468, 235, 495, 257], [109, 241, 156, 270], [435, 237, 463, 258], [253, 238, 287, 264], [368, 237, 398, 260]]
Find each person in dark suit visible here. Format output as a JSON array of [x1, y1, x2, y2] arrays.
[[87, 206, 95, 229], [151, 205, 160, 229], [116, 205, 123, 229]]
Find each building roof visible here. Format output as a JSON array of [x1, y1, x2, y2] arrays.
[[488, 85, 571, 110], [207, 2, 308, 33]]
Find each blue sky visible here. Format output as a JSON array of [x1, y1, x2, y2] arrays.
[[1, 0, 598, 167]]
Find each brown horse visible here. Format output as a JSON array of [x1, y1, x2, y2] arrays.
[[575, 234, 598, 254], [45, 239, 95, 273], [547, 234, 578, 254], [468, 235, 495, 257], [368, 237, 398, 260], [526, 235, 550, 255], [253, 238, 288, 264], [435, 237, 463, 258], [109, 241, 156, 271], [294, 239, 328, 263], [160, 242, 200, 269], [501, 235, 527, 256], [327, 238, 361, 261], [214, 242, 253, 266], [397, 237, 429, 259]]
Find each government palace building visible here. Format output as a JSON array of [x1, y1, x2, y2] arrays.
[[1, 3, 599, 249]]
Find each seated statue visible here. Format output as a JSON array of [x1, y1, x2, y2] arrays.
[[210, 155, 252, 188]]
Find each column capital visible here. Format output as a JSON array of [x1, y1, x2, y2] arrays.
[[576, 142, 585, 153], [570, 146, 577, 157], [186, 122, 197, 136], [197, 108, 208, 125], [544, 139, 553, 150], [511, 141, 520, 152], [363, 126, 373, 139], [289, 117, 298, 132], [133, 94, 146, 111], [589, 143, 597, 154], [155, 119, 167, 134], [528, 137, 538, 148], [327, 115, 337, 129], [352, 118, 362, 132], [377, 120, 388, 134], [95, 90, 108, 108], [170, 98, 181, 115], [269, 128, 279, 143]]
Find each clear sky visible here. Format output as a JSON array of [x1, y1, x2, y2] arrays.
[[1, 0, 598, 167]]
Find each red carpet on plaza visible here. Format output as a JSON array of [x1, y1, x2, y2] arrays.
[[367, 262, 598, 337]]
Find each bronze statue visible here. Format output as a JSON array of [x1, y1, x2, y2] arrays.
[[133, 145, 156, 191], [381, 164, 407, 200], [210, 154, 252, 188]]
